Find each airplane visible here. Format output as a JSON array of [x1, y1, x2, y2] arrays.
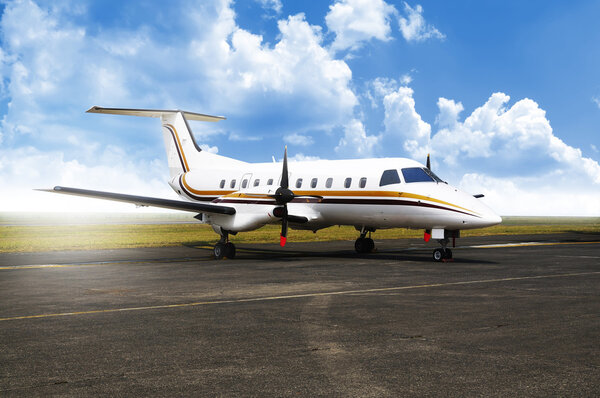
[[40, 107, 502, 262]]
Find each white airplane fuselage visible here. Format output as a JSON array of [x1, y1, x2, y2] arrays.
[[172, 155, 501, 233]]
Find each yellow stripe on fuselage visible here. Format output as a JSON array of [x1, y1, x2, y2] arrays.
[[222, 190, 478, 215], [181, 173, 235, 196]]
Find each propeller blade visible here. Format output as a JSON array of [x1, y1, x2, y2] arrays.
[[281, 146, 289, 189], [280, 214, 288, 247], [426, 153, 431, 170]]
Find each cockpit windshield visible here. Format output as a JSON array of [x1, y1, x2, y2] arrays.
[[401, 167, 445, 183]]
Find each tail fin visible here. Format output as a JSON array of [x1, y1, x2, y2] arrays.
[[87, 107, 240, 178]]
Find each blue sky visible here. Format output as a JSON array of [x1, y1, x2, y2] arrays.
[[0, 0, 599, 215]]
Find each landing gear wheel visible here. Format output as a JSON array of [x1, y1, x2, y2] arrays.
[[214, 243, 225, 259], [355, 238, 365, 253], [364, 238, 375, 252], [445, 248, 452, 259], [224, 242, 236, 259], [433, 248, 444, 262], [355, 237, 375, 253]]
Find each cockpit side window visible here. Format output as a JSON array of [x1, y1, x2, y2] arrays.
[[379, 169, 401, 186], [402, 167, 435, 183]]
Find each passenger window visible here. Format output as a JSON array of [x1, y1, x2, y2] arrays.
[[253, 179, 260, 187], [296, 178, 303, 188], [402, 167, 434, 183], [344, 178, 352, 188], [242, 179, 248, 189], [267, 178, 273, 186], [379, 169, 401, 186], [230, 179, 236, 189], [359, 177, 367, 188], [311, 178, 318, 188], [326, 178, 333, 188], [219, 179, 225, 189]]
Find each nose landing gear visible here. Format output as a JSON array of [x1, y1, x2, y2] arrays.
[[432, 238, 453, 262]]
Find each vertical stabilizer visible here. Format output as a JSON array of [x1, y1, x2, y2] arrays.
[[161, 111, 202, 178]]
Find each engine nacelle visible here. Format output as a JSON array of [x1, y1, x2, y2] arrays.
[[204, 212, 271, 233]]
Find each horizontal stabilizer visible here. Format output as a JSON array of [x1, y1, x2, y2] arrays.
[[38, 186, 236, 215], [86, 106, 225, 122]]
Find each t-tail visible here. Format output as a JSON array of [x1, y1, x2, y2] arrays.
[[86, 106, 241, 178]]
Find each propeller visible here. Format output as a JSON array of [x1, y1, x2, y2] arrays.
[[269, 147, 320, 246], [273, 147, 294, 247]]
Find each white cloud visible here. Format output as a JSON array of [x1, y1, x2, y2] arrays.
[[255, 0, 282, 14], [228, 132, 262, 142], [429, 92, 600, 184], [326, 0, 396, 52], [288, 153, 321, 162], [593, 96, 600, 109], [335, 118, 379, 157], [381, 86, 431, 159], [399, 73, 413, 85], [0, 146, 173, 212], [188, 6, 357, 127], [284, 133, 314, 146], [398, 2, 445, 42], [460, 173, 600, 216]]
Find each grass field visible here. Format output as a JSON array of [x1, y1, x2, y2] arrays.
[[0, 213, 598, 253]]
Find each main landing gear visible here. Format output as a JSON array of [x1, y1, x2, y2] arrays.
[[355, 228, 375, 254], [432, 238, 453, 262], [214, 231, 236, 259]]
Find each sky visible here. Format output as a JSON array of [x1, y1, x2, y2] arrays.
[[0, 0, 599, 215]]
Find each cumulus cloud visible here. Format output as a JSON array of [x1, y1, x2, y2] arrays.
[[189, 6, 357, 130], [429, 93, 600, 184], [0, 146, 173, 212], [326, 0, 396, 52], [255, 0, 282, 14], [284, 133, 314, 146], [335, 119, 379, 157], [460, 173, 600, 216], [398, 2, 445, 42], [288, 153, 321, 162], [381, 86, 431, 159]]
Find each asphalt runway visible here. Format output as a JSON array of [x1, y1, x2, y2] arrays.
[[1, 233, 599, 397]]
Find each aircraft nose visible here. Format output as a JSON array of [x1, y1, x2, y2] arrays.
[[479, 209, 502, 227], [487, 212, 502, 226]]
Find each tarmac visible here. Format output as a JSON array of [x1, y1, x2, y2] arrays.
[[1, 232, 599, 397]]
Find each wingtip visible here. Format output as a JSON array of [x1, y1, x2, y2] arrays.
[[34, 186, 63, 192]]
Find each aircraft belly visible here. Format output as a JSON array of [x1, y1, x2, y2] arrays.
[[316, 202, 474, 230]]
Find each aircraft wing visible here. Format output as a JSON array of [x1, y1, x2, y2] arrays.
[[38, 186, 236, 215]]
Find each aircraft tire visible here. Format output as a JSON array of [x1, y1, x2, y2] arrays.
[[214, 243, 225, 259], [445, 249, 452, 259], [354, 238, 363, 253], [364, 238, 375, 252], [355, 238, 375, 253], [224, 242, 236, 259], [433, 248, 444, 262]]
